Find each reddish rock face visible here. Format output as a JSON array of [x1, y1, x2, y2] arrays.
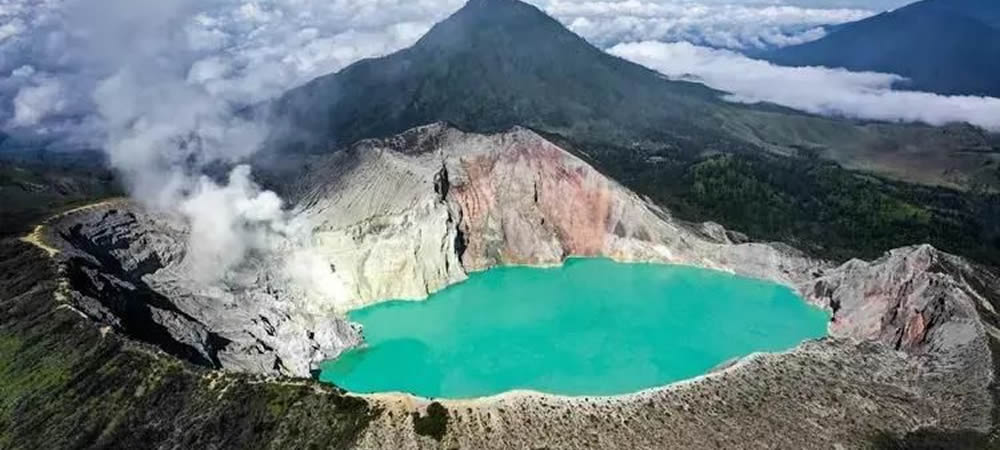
[[903, 311, 928, 349], [449, 135, 613, 270], [811, 245, 983, 354]]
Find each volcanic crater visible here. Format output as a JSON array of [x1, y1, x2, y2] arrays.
[[20, 124, 1000, 448]]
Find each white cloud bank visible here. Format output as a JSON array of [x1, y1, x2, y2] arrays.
[[3, 0, 995, 144], [2, 0, 887, 138], [542, 1, 872, 49], [0, 0, 464, 140], [609, 41, 1000, 131], [8, 76, 64, 127]]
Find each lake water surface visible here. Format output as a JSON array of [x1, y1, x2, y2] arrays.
[[319, 259, 829, 399]]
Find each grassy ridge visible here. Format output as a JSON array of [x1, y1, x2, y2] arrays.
[[0, 240, 378, 450]]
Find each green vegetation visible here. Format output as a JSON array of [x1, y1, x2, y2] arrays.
[[0, 240, 378, 449], [411, 402, 449, 442], [0, 151, 120, 237], [580, 140, 1000, 266]]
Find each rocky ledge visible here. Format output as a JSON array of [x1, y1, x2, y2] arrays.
[[16, 123, 1000, 448]]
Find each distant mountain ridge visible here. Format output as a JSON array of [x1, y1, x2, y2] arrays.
[[765, 0, 1000, 97]]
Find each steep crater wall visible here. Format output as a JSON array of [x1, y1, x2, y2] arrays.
[[31, 124, 1000, 447], [45, 124, 833, 377], [44, 204, 362, 376]]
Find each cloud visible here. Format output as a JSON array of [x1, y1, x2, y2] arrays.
[[0, 0, 464, 139], [0, 17, 24, 43], [163, 0, 459, 104], [8, 76, 64, 127], [539, 1, 873, 49], [609, 41, 1000, 131]]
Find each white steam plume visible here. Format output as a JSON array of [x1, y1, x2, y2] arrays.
[[179, 166, 285, 283], [69, 0, 346, 303]]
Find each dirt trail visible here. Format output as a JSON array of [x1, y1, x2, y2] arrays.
[[18, 197, 128, 257]]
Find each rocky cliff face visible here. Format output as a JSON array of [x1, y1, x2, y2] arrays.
[[808, 245, 996, 352], [803, 244, 1000, 433], [25, 123, 1000, 448], [44, 204, 363, 376], [43, 124, 832, 378], [291, 123, 827, 309]]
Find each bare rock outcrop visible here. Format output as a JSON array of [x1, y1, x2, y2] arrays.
[[804, 244, 1000, 432], [44, 204, 362, 376], [292, 123, 827, 310]]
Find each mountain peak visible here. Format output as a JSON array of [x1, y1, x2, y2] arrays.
[[464, 0, 520, 7], [271, 0, 724, 150], [459, 0, 537, 14], [450, 0, 552, 25], [413, 0, 574, 51]]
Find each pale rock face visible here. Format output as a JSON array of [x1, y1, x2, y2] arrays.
[[291, 145, 467, 309], [294, 123, 828, 310], [800, 244, 999, 432], [47, 204, 364, 376]]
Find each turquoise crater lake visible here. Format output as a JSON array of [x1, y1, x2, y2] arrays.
[[319, 259, 829, 399]]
